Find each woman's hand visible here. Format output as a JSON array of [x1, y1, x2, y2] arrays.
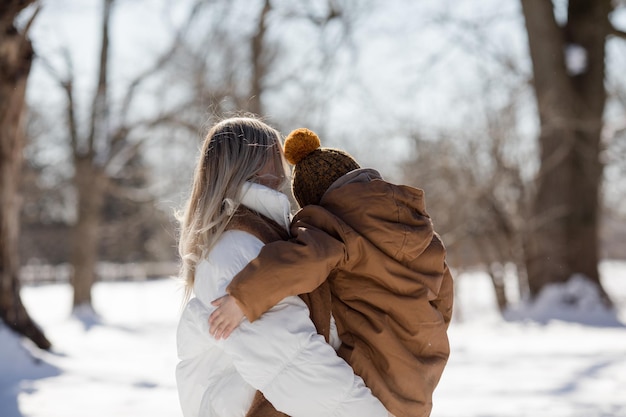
[[209, 295, 245, 340]]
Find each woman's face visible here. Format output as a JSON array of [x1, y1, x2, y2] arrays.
[[255, 149, 287, 191]]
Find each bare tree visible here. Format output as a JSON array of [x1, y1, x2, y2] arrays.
[[175, 0, 353, 124], [0, 0, 50, 349], [402, 0, 625, 313], [403, 99, 530, 314], [520, 0, 621, 303], [40, 0, 194, 312]]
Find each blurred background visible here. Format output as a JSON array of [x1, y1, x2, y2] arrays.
[[5, 0, 625, 317], [2, 0, 626, 416]]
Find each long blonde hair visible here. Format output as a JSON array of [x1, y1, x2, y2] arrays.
[[177, 117, 288, 300]]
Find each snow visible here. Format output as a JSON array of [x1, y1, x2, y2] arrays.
[[1, 281, 183, 417], [2, 263, 626, 417], [506, 274, 623, 327]]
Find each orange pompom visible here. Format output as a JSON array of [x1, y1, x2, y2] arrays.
[[283, 128, 321, 165]]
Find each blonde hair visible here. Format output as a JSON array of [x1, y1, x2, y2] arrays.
[[177, 117, 288, 301]]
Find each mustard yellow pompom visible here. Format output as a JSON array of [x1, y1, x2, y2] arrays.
[[283, 128, 321, 165]]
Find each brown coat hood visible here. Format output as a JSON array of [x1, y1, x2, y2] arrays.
[[228, 171, 454, 417], [322, 169, 441, 292]]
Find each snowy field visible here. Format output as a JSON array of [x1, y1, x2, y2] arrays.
[[1, 262, 625, 417]]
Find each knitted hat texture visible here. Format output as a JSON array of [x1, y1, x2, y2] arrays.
[[284, 128, 360, 207]]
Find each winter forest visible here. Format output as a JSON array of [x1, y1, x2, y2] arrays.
[[1, 0, 626, 416]]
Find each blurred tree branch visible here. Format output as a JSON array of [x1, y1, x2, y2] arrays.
[[611, 26, 626, 39]]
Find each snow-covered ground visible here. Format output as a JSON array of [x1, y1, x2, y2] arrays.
[[2, 262, 625, 417]]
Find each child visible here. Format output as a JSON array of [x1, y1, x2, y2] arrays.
[[209, 128, 454, 417]]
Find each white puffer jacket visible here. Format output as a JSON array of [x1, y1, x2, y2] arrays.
[[176, 182, 386, 417]]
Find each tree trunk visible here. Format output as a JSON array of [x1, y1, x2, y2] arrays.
[[487, 263, 508, 314], [0, 0, 51, 349], [520, 0, 612, 302], [71, 157, 106, 309], [249, 0, 271, 116], [70, 0, 113, 311], [565, 0, 612, 303]]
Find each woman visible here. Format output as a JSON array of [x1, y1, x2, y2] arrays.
[[175, 117, 386, 417]]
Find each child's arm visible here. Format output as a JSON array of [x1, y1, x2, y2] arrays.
[[228, 205, 349, 322], [209, 294, 244, 339], [188, 229, 387, 417]]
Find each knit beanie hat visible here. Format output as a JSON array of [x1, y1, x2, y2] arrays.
[[283, 128, 360, 207]]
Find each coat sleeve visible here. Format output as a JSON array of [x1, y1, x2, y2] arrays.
[[227, 206, 349, 322], [195, 231, 387, 417]]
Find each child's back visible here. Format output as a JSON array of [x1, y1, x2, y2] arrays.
[[225, 129, 454, 417]]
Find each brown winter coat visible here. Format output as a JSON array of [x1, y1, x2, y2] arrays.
[[228, 171, 454, 417]]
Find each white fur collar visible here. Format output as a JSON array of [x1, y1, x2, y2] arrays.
[[239, 182, 292, 231]]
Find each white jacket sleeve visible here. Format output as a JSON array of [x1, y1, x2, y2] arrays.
[[193, 231, 386, 417]]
